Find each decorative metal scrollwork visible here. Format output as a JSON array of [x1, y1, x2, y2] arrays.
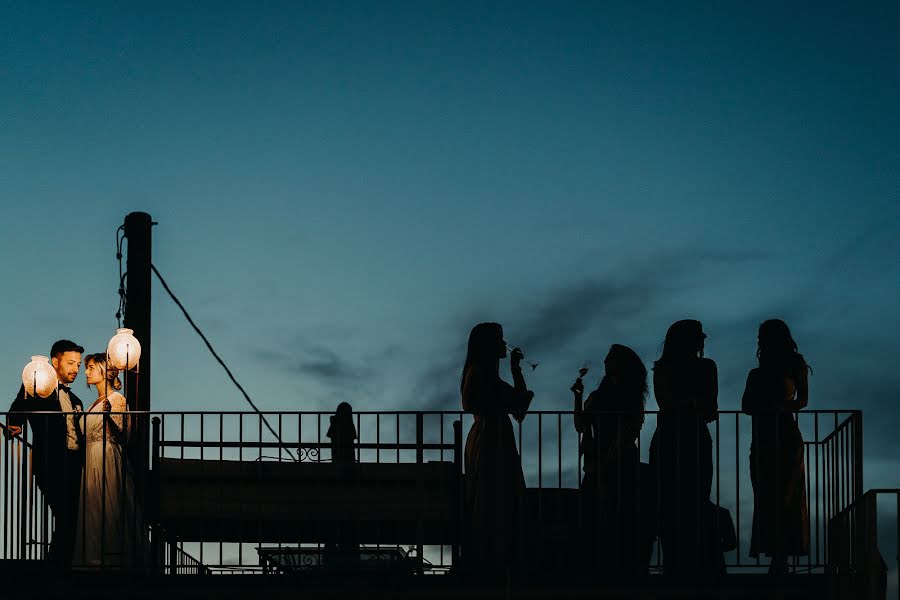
[[298, 447, 320, 462]]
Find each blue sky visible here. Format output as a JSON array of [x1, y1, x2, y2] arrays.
[[2, 0, 898, 496]]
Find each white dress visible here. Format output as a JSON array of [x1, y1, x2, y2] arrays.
[[72, 392, 144, 568]]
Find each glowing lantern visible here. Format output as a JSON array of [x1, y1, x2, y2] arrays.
[[107, 328, 141, 371], [22, 355, 58, 398]]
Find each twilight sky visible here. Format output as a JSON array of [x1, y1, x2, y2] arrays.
[[2, 0, 898, 503]]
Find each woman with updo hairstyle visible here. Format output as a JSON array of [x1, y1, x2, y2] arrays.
[[742, 319, 810, 574], [648, 319, 718, 574], [461, 322, 534, 572], [73, 353, 144, 568]]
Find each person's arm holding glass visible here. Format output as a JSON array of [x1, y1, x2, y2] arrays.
[[506, 347, 533, 423]]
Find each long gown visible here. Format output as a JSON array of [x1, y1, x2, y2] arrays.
[[743, 365, 810, 558], [462, 368, 531, 570], [649, 358, 717, 573], [72, 392, 145, 568]]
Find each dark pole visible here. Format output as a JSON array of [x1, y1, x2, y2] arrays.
[[123, 212, 154, 478]]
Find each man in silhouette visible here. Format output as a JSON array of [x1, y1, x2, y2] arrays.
[[6, 340, 85, 568]]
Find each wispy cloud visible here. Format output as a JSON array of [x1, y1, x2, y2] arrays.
[[515, 246, 768, 352], [251, 344, 374, 385], [410, 245, 769, 413]]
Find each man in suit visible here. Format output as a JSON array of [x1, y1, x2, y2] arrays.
[[7, 340, 85, 568]]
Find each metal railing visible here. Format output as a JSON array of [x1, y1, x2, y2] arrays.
[[0, 412, 184, 571], [0, 423, 50, 561], [149, 411, 462, 575], [829, 489, 898, 599], [167, 541, 210, 575], [1, 409, 865, 576], [511, 409, 863, 573]]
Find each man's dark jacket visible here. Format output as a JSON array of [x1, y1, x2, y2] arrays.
[[7, 384, 85, 507]]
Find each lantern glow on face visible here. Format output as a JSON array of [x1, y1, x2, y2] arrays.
[[107, 328, 141, 371], [22, 355, 58, 398]]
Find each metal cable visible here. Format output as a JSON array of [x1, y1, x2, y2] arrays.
[[150, 263, 297, 461]]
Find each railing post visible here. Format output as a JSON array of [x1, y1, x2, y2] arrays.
[[19, 426, 29, 561], [452, 420, 462, 568], [853, 412, 863, 503], [150, 417, 161, 573], [415, 412, 424, 574], [168, 540, 178, 575]]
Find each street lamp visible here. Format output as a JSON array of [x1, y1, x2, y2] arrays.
[[107, 328, 141, 371], [21, 355, 58, 398]]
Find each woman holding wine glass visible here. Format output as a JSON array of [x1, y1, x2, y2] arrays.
[[572, 345, 649, 570], [461, 322, 534, 572]]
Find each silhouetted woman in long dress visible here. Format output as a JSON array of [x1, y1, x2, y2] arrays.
[[461, 322, 534, 571], [572, 344, 649, 570], [649, 320, 718, 573], [742, 319, 810, 574]]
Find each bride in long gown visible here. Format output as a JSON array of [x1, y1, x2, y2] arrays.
[[73, 353, 145, 569]]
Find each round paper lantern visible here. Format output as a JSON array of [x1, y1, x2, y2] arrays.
[[22, 355, 58, 398], [107, 328, 141, 370]]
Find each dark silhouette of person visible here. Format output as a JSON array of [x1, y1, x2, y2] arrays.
[[742, 319, 810, 574], [648, 320, 718, 574], [572, 344, 653, 571], [326, 402, 359, 567], [6, 340, 86, 569], [461, 322, 533, 572], [327, 401, 357, 465]]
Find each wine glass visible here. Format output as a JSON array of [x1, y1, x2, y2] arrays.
[[578, 360, 591, 379], [569, 360, 591, 394], [506, 343, 539, 371]]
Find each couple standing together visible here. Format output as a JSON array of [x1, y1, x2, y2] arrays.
[[6, 339, 143, 569]]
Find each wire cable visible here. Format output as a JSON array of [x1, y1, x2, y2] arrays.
[[150, 263, 298, 462], [115, 225, 127, 327]]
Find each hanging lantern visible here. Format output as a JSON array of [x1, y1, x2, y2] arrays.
[[21, 355, 58, 398], [107, 328, 141, 370]]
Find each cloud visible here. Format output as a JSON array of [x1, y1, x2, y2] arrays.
[[248, 333, 411, 413], [414, 360, 463, 413], [832, 379, 900, 466], [513, 246, 768, 354], [409, 245, 769, 414], [819, 218, 898, 268], [251, 344, 374, 385]]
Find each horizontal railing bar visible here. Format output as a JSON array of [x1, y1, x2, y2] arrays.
[[158, 441, 456, 450], [832, 488, 900, 517], [3, 409, 863, 416]]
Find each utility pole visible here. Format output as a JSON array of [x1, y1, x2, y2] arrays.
[[123, 211, 153, 474]]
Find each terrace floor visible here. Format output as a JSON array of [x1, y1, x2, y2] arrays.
[[0, 561, 838, 599]]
